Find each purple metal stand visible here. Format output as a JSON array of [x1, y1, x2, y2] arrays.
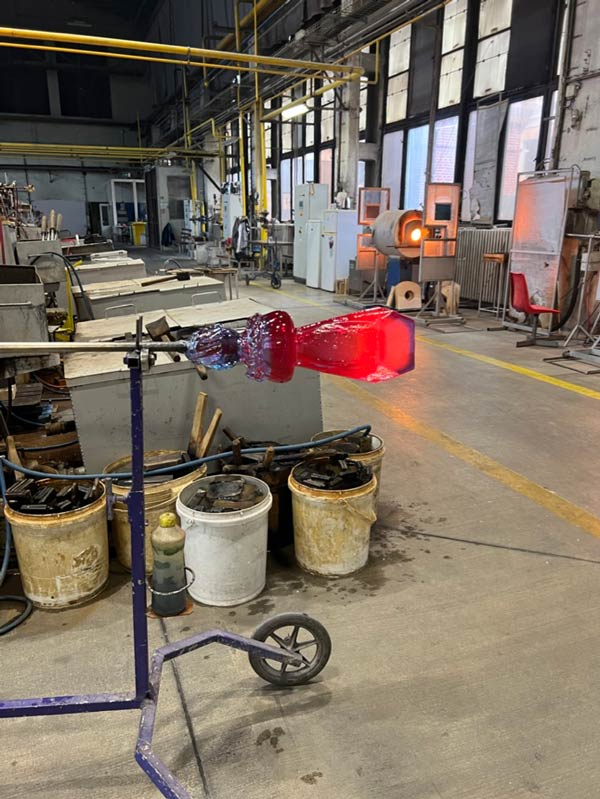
[[0, 342, 300, 798]]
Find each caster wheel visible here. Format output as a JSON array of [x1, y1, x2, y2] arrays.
[[248, 613, 331, 686], [270, 273, 282, 289]]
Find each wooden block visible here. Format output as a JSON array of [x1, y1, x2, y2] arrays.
[[188, 392, 207, 457], [198, 408, 223, 458]]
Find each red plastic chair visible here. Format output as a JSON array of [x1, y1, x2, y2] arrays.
[[509, 272, 560, 347]]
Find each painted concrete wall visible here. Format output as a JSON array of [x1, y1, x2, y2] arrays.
[[557, 0, 600, 177]]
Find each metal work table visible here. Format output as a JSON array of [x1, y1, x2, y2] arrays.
[[72, 275, 225, 320]]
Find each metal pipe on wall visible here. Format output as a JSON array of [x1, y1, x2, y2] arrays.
[[551, 0, 577, 170]]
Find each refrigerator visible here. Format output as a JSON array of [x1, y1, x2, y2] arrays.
[[319, 209, 361, 292], [293, 183, 329, 281]]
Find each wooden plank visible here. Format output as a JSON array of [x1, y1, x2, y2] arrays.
[[188, 392, 207, 458], [198, 408, 223, 458]]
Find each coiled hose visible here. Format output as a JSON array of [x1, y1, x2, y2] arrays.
[[0, 425, 371, 634]]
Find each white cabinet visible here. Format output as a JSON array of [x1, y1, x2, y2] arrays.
[[293, 183, 329, 281], [319, 209, 361, 291], [305, 221, 322, 288]]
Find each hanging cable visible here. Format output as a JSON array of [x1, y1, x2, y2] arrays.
[[0, 467, 33, 635]]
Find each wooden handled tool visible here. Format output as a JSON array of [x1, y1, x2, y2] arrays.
[[142, 271, 192, 287]]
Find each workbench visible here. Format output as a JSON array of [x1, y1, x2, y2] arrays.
[[75, 257, 147, 286], [67, 299, 323, 472], [72, 275, 225, 320]]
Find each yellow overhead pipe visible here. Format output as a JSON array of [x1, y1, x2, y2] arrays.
[[0, 41, 316, 81], [260, 76, 351, 122], [0, 26, 358, 76]]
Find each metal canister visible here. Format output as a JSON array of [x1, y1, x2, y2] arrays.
[[150, 512, 187, 616]]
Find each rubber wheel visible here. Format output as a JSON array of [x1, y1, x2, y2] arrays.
[[270, 273, 282, 289], [248, 612, 331, 686]]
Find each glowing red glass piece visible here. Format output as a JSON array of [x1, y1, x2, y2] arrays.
[[186, 307, 415, 383]]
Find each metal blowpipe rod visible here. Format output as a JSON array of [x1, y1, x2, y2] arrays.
[[0, 341, 189, 355]]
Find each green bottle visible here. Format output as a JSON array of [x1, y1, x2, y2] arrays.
[[151, 512, 187, 616]]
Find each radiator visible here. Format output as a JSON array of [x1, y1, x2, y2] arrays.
[[455, 227, 512, 303]]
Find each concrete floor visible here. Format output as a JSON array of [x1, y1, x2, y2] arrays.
[[2, 271, 600, 799]]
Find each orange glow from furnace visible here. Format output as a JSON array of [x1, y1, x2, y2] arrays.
[[410, 228, 422, 242]]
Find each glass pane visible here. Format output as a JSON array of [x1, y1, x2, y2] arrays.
[[479, 0, 512, 38], [438, 49, 464, 108], [304, 152, 315, 182], [443, 0, 467, 54], [321, 88, 335, 142], [319, 148, 333, 200], [544, 90, 558, 165], [386, 71, 408, 123], [280, 158, 291, 221], [305, 110, 315, 147], [461, 110, 477, 221], [498, 96, 544, 220], [359, 85, 368, 131], [388, 25, 411, 76], [404, 124, 429, 209], [474, 30, 510, 98], [282, 122, 292, 153], [357, 160, 366, 190], [432, 116, 458, 182], [381, 130, 403, 210], [292, 156, 303, 208]]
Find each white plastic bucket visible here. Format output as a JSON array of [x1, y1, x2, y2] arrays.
[[289, 467, 377, 577], [176, 475, 273, 606]]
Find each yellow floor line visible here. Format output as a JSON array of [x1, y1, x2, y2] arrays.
[[417, 335, 600, 401], [328, 376, 600, 539]]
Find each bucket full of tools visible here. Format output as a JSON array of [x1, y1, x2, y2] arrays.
[[4, 478, 109, 609], [176, 474, 272, 606], [289, 456, 377, 577], [104, 450, 207, 574], [311, 430, 385, 501]]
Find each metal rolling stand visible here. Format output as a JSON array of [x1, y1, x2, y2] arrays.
[[0, 321, 329, 799]]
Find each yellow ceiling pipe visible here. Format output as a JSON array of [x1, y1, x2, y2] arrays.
[[0, 26, 358, 76], [0, 41, 316, 80]]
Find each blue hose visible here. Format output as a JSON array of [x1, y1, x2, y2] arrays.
[[0, 424, 370, 633]]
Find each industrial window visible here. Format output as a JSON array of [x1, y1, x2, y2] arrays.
[[498, 96, 544, 220], [357, 160, 366, 191], [280, 158, 292, 221], [58, 69, 111, 118], [442, 0, 467, 54], [319, 148, 333, 199], [386, 72, 409, 124], [321, 88, 335, 142], [404, 124, 429, 210], [388, 25, 411, 76], [0, 57, 50, 115], [305, 110, 315, 147], [439, 49, 464, 108], [432, 116, 459, 182], [281, 123, 293, 153], [304, 152, 315, 183], [479, 0, 512, 38], [292, 156, 303, 208], [474, 29, 510, 98], [359, 82, 368, 132], [461, 110, 477, 221], [381, 130, 403, 210]]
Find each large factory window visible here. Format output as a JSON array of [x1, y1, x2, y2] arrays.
[[280, 158, 292, 221], [359, 81, 368, 132], [404, 124, 429, 210], [381, 130, 403, 210], [321, 89, 335, 142], [439, 0, 466, 108], [281, 123, 293, 154], [386, 25, 411, 124], [305, 110, 315, 148], [474, 30, 510, 97], [498, 96, 543, 220], [432, 117, 459, 182], [474, 0, 512, 99], [305, 153, 315, 182]]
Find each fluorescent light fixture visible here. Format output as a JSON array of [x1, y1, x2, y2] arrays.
[[281, 102, 309, 122]]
